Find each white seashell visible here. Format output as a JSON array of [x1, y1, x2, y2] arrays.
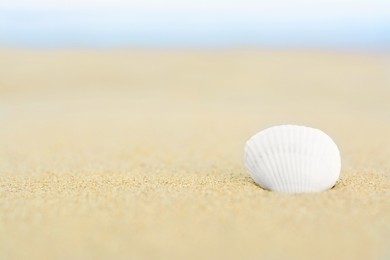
[[245, 125, 341, 193]]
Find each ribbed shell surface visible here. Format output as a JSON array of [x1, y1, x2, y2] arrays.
[[245, 125, 341, 193]]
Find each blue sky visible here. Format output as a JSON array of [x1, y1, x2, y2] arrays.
[[0, 0, 389, 49]]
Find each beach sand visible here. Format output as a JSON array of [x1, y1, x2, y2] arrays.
[[0, 49, 389, 259]]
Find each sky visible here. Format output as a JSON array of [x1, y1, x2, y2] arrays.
[[0, 0, 389, 49]]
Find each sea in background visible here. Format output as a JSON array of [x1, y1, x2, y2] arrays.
[[0, 3, 389, 50]]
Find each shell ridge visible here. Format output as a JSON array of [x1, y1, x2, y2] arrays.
[[313, 130, 322, 191], [305, 127, 313, 191], [293, 125, 301, 192], [291, 125, 298, 192], [253, 135, 274, 190], [289, 126, 295, 192], [246, 141, 269, 189], [283, 125, 294, 192], [319, 134, 329, 190], [316, 129, 329, 190], [244, 141, 258, 170], [282, 126, 291, 192], [269, 127, 283, 192], [279, 126, 290, 192], [294, 126, 303, 193], [277, 126, 290, 192], [292, 125, 299, 192], [245, 142, 262, 182]]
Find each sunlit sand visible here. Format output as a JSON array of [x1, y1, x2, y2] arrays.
[[1, 49, 389, 259]]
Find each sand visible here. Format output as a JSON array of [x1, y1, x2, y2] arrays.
[[0, 49, 389, 259]]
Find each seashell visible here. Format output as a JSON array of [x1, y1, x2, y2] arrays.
[[244, 125, 341, 193]]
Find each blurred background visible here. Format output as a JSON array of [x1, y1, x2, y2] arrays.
[[0, 0, 389, 49], [1, 0, 390, 259]]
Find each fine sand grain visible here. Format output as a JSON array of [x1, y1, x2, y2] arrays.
[[0, 50, 389, 259]]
